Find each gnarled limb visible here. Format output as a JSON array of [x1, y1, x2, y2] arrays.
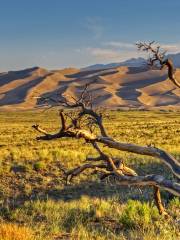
[[136, 41, 180, 88], [61, 161, 180, 197], [97, 138, 180, 180], [115, 174, 180, 197], [64, 163, 108, 183], [33, 122, 180, 180], [62, 155, 137, 184]]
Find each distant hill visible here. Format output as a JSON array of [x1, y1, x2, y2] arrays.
[[82, 53, 180, 71], [168, 53, 180, 67], [81, 58, 147, 71], [0, 64, 179, 110]]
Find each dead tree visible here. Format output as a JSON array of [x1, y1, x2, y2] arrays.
[[136, 41, 180, 88], [33, 83, 180, 216]]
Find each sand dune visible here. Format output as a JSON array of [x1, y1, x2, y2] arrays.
[[0, 66, 179, 110]]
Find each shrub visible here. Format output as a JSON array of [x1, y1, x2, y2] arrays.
[[33, 161, 46, 171], [120, 200, 160, 229]]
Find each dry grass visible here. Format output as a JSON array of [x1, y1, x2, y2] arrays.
[[0, 109, 179, 239], [0, 223, 34, 240]]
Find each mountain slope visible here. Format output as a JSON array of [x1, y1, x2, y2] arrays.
[[83, 52, 180, 71], [0, 66, 179, 110]]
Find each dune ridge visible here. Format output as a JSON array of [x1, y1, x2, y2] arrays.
[[0, 66, 179, 110]]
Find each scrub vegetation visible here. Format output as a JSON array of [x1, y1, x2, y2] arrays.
[[0, 109, 179, 239]]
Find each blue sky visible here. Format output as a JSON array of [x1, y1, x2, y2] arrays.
[[0, 0, 180, 71]]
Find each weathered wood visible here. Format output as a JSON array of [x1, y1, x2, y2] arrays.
[[97, 137, 180, 179], [154, 186, 167, 215], [115, 174, 180, 197], [136, 41, 180, 88], [32, 125, 180, 180]]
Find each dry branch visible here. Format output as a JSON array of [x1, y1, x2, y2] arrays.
[[136, 41, 180, 88], [154, 186, 167, 216], [32, 123, 180, 180], [97, 138, 180, 179]]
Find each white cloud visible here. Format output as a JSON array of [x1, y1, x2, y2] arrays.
[[85, 47, 145, 62], [104, 41, 135, 49], [75, 41, 180, 65], [161, 44, 180, 53], [86, 47, 121, 60], [104, 41, 180, 54]]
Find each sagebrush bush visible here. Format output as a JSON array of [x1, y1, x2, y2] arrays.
[[33, 161, 46, 171], [120, 200, 160, 229]]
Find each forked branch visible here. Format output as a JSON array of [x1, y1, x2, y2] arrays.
[[136, 41, 180, 88]]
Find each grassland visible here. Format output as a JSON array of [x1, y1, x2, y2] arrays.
[[0, 109, 179, 240]]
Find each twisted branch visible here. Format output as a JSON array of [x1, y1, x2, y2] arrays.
[[136, 41, 180, 88]]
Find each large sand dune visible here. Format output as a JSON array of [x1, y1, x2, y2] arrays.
[[0, 66, 179, 110]]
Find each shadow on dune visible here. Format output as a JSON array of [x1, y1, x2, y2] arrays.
[[38, 84, 110, 107], [127, 66, 150, 74], [0, 67, 42, 88], [36, 71, 113, 106], [65, 69, 106, 78], [37, 70, 171, 108], [116, 74, 167, 104], [0, 73, 52, 106], [155, 92, 180, 106], [65, 68, 118, 79], [37, 85, 69, 105]]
